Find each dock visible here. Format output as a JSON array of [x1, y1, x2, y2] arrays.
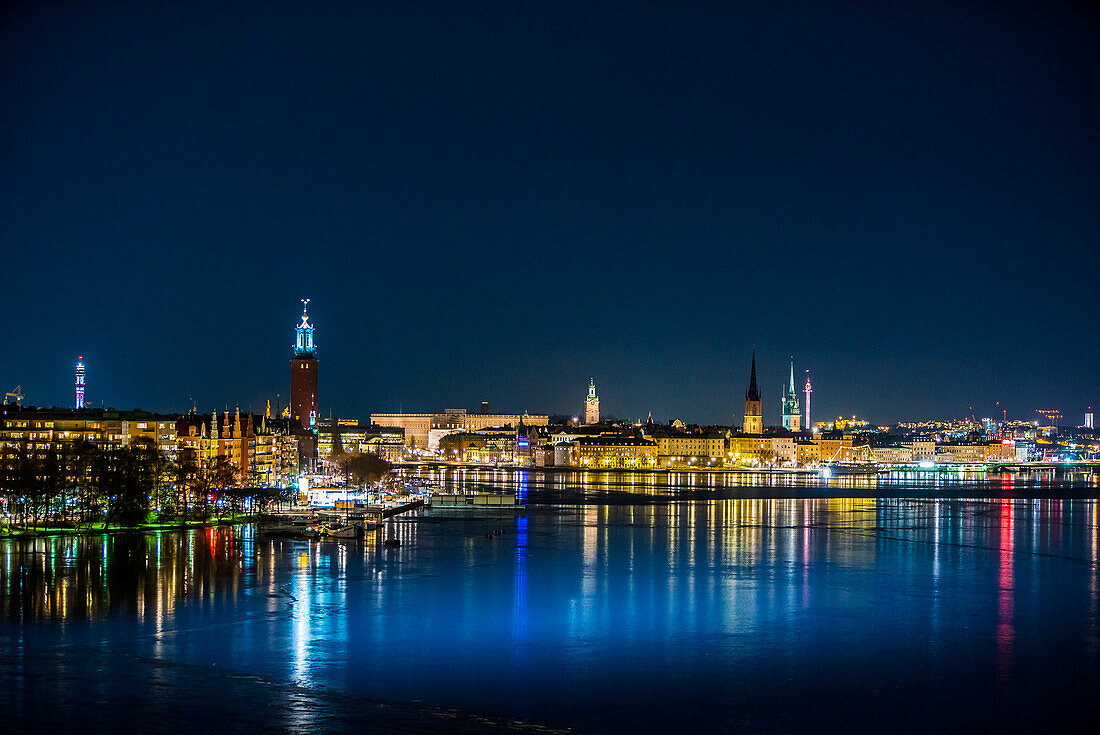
[[348, 499, 424, 523], [428, 492, 522, 509]]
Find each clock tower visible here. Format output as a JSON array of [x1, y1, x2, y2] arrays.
[[290, 299, 318, 467]]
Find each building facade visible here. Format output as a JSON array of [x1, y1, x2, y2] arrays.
[[1, 406, 178, 458], [177, 409, 299, 486], [370, 408, 548, 448], [570, 436, 658, 469], [650, 427, 728, 466], [728, 434, 774, 464]]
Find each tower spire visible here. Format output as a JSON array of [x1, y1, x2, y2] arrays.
[[781, 356, 801, 432], [745, 350, 760, 401], [294, 299, 316, 356], [742, 351, 763, 434]]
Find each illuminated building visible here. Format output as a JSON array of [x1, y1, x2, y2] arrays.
[[727, 434, 774, 464], [584, 378, 600, 424], [316, 418, 405, 463], [770, 435, 796, 464], [796, 440, 821, 465], [1087, 409, 1094, 430], [176, 408, 299, 485], [902, 437, 935, 461], [74, 356, 85, 409], [742, 351, 763, 434], [870, 445, 914, 463], [1, 406, 178, 457], [814, 434, 868, 463], [570, 436, 658, 468], [438, 428, 522, 464], [290, 299, 318, 466], [781, 357, 801, 432], [650, 426, 728, 465], [370, 408, 548, 448], [934, 441, 1016, 463]]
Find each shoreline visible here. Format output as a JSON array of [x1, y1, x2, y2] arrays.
[[0, 516, 261, 540], [394, 461, 1096, 474]]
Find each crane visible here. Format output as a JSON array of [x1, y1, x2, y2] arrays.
[[3, 385, 24, 405], [1035, 409, 1063, 426]]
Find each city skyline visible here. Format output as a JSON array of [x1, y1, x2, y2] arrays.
[[10, 304, 1096, 428], [2, 2, 1097, 424], [3, 5, 1099, 733]]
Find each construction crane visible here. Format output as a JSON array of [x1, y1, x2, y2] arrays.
[[3, 385, 24, 405], [1035, 409, 1063, 426]]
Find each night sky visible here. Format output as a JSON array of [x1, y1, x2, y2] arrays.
[[2, 1, 1097, 425]]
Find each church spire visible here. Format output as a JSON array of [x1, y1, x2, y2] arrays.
[[745, 350, 760, 402], [782, 356, 802, 432]]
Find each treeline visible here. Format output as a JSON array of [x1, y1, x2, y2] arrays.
[[0, 438, 295, 531]]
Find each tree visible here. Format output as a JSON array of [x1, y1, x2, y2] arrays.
[[208, 455, 236, 520], [68, 440, 99, 526], [343, 452, 391, 490], [175, 448, 201, 523], [102, 443, 154, 527]]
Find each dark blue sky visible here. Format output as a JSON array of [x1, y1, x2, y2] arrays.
[[2, 1, 1097, 425]]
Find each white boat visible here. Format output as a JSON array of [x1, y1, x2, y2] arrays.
[[820, 463, 881, 477]]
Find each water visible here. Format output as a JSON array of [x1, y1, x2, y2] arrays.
[[2, 474, 1099, 733]]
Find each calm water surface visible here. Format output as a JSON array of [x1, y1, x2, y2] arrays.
[[2, 474, 1099, 733]]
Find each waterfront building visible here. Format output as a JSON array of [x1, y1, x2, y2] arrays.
[[796, 440, 821, 465], [781, 357, 801, 432], [570, 436, 658, 469], [871, 445, 914, 463], [584, 379, 600, 424], [290, 299, 318, 465], [370, 408, 548, 448], [177, 409, 299, 485], [902, 437, 936, 461], [934, 440, 1016, 464], [742, 351, 763, 434], [727, 434, 775, 465], [438, 428, 522, 464], [1087, 409, 1094, 430], [316, 418, 405, 463], [0, 406, 179, 458], [649, 425, 728, 466], [814, 433, 872, 463], [770, 435, 797, 465]]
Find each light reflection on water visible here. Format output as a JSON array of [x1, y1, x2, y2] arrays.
[[0, 495, 1098, 733], [406, 465, 1100, 499]]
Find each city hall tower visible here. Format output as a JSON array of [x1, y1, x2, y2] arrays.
[[290, 300, 318, 463]]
